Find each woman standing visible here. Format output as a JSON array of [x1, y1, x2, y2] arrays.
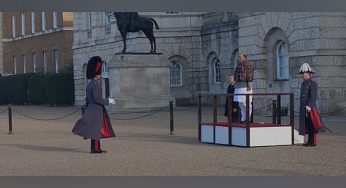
[[73, 56, 116, 153]]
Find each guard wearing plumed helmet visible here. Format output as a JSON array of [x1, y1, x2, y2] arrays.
[[298, 63, 321, 147]]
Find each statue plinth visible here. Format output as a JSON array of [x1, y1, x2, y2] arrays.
[[108, 53, 174, 112]]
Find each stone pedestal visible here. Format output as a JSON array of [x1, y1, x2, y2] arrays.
[[108, 53, 174, 112]]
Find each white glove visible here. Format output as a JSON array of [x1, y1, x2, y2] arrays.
[[305, 106, 311, 112], [108, 98, 116, 104]]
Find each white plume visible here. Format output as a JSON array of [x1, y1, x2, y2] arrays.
[[299, 63, 314, 74]]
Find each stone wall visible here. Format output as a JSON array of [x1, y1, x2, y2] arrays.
[[239, 12, 346, 115]]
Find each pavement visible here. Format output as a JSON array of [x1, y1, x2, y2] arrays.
[[0, 105, 345, 176]]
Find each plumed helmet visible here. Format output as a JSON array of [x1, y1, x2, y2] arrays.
[[299, 63, 315, 74], [86, 56, 103, 79]]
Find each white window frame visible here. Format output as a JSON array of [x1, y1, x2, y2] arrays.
[[21, 13, 25, 36], [53, 49, 59, 73], [31, 12, 35, 33], [22, 54, 26, 73], [13, 56, 17, 74], [43, 51, 47, 73], [213, 58, 221, 84], [41, 12, 46, 31], [103, 12, 111, 24], [12, 16, 16, 38], [276, 41, 289, 80], [53, 12, 58, 29], [32, 53, 37, 73], [170, 60, 182, 87]]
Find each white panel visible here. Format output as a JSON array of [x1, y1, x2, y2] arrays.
[[201, 125, 214, 143], [231, 127, 247, 147], [250, 127, 292, 147], [215, 126, 229, 145]]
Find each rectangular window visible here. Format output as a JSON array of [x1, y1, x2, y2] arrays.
[[43, 51, 47, 73], [31, 12, 35, 33], [21, 13, 25, 36], [22, 54, 26, 73], [53, 49, 59, 73], [12, 16, 16, 38], [41, 12, 46, 31], [53, 12, 58, 29], [32, 53, 37, 73], [103, 12, 111, 24], [87, 12, 92, 29], [13, 56, 17, 74]]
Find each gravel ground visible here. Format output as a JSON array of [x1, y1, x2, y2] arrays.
[[0, 105, 345, 176]]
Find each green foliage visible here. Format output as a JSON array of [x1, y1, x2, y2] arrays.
[[0, 73, 75, 105]]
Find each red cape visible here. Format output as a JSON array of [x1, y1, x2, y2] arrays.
[[309, 108, 321, 132]]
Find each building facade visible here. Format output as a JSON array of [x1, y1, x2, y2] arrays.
[[0, 12, 73, 75], [72, 12, 346, 115]]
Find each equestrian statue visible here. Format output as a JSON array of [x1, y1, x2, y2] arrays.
[[105, 12, 160, 53]]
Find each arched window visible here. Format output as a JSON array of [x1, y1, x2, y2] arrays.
[[213, 58, 221, 84], [170, 60, 182, 86], [276, 41, 289, 80]]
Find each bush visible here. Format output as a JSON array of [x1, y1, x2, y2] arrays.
[[0, 74, 32, 105], [0, 73, 74, 105]]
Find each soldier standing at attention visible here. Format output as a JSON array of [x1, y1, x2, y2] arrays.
[[298, 63, 321, 147]]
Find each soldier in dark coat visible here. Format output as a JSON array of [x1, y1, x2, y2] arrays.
[[298, 63, 321, 147], [224, 74, 239, 122], [72, 56, 116, 153]]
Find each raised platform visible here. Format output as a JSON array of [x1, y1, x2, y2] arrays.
[[199, 122, 294, 147]]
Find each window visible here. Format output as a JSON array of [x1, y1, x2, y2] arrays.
[[31, 12, 35, 33], [43, 51, 47, 73], [21, 13, 25, 36], [32, 53, 37, 73], [87, 12, 92, 29], [41, 12, 46, 31], [103, 12, 111, 24], [53, 12, 58, 29], [170, 61, 182, 86], [231, 49, 239, 70], [213, 58, 221, 84], [276, 41, 289, 80], [22, 54, 26, 73], [12, 16, 16, 38], [53, 49, 59, 73], [13, 56, 17, 74]]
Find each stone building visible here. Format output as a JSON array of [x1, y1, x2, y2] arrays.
[[72, 12, 346, 114], [0, 12, 73, 75]]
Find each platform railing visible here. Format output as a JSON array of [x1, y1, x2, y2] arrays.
[[198, 93, 295, 145]]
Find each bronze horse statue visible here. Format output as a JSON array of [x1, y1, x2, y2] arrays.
[[106, 12, 160, 53]]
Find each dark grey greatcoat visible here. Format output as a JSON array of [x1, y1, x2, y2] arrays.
[[299, 79, 318, 135], [72, 79, 115, 140]]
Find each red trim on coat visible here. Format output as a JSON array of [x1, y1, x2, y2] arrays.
[[310, 108, 321, 132], [101, 112, 111, 138]]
